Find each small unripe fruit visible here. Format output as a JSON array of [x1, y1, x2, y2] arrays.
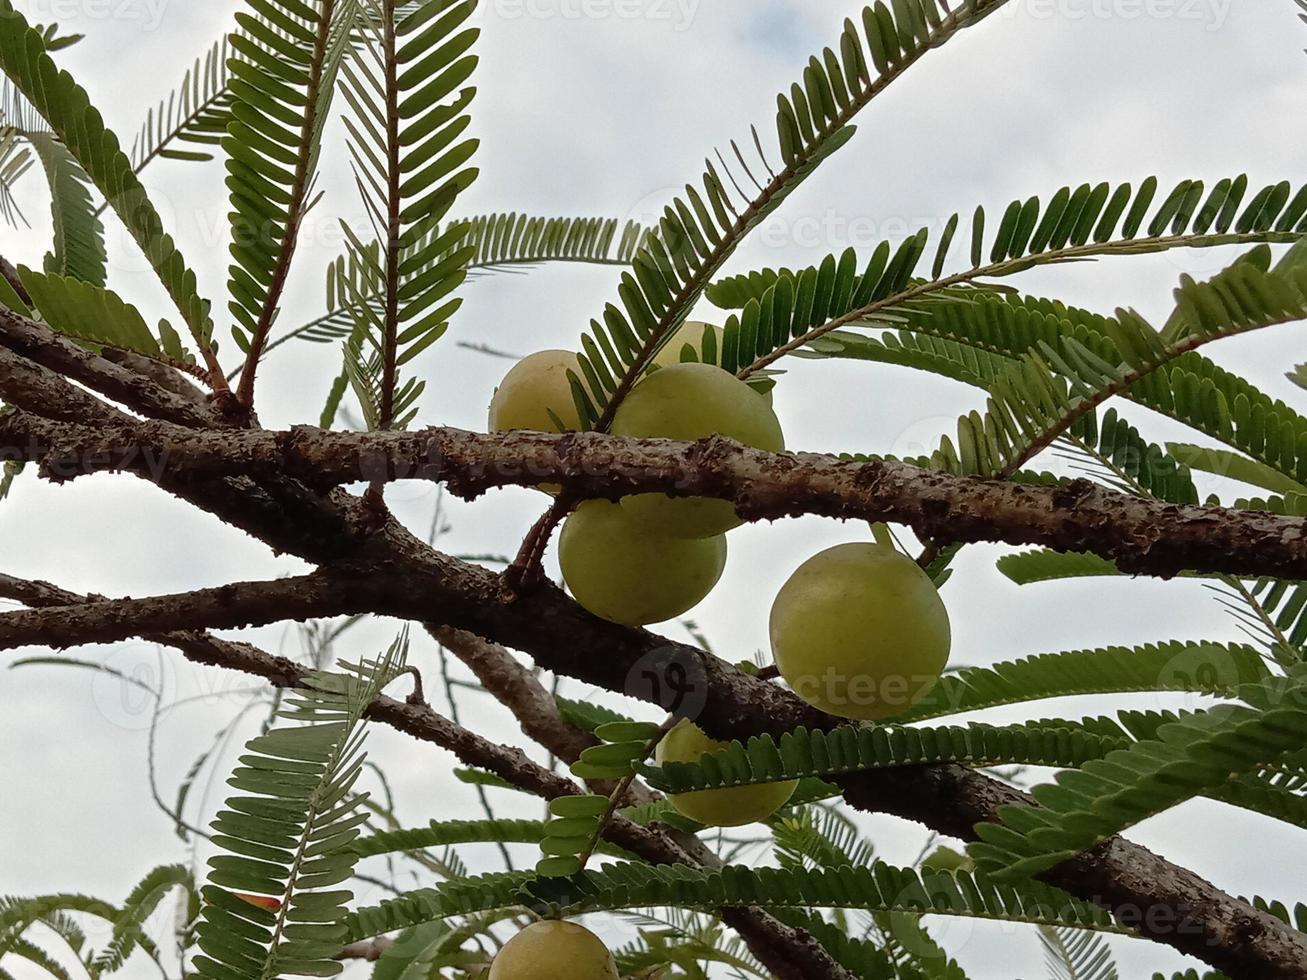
[[488, 920, 618, 980], [648, 322, 768, 407], [613, 363, 784, 539], [770, 543, 950, 721], [655, 719, 798, 827], [922, 845, 975, 875], [652, 321, 774, 404], [651, 320, 726, 369], [560, 500, 727, 626], [488, 350, 583, 434]]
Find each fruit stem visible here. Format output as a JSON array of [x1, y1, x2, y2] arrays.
[[915, 540, 942, 569], [870, 522, 896, 550], [504, 493, 578, 593]]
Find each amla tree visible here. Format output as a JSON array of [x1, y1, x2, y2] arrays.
[[2, 1, 1307, 978]]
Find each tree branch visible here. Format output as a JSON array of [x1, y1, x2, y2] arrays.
[[2, 415, 1307, 582], [0, 310, 216, 428], [4, 414, 1306, 581], [0, 573, 307, 683], [428, 625, 599, 767], [0, 573, 851, 980], [6, 546, 1306, 975], [0, 571, 368, 650]]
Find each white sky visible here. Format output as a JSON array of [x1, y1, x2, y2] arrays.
[[1, 1, 1306, 977]]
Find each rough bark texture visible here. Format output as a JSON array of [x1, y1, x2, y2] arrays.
[[0, 310, 215, 427], [428, 625, 599, 765], [4, 309, 1307, 977], [4, 415, 1307, 580]]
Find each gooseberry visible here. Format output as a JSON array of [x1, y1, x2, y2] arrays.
[[655, 719, 798, 827], [488, 920, 618, 980], [922, 845, 975, 875], [612, 362, 784, 538], [652, 321, 774, 403], [559, 500, 727, 626], [769, 542, 950, 721], [488, 349, 583, 434], [651, 320, 726, 369]]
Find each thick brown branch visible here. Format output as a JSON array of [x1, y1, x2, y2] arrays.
[[7, 543, 1306, 975], [5, 415, 1307, 581], [0, 573, 307, 683], [0, 345, 126, 424], [0, 257, 30, 304], [0, 310, 216, 428], [0, 572, 368, 650]]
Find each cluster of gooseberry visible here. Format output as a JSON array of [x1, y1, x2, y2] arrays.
[[484, 324, 952, 976], [490, 323, 784, 627]]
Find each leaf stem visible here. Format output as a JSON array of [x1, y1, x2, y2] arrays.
[[234, 0, 338, 412], [576, 715, 678, 871], [739, 230, 1300, 379], [379, 0, 402, 431]]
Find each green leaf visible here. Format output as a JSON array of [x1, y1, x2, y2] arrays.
[[997, 550, 1121, 585], [226, 0, 358, 387], [94, 865, 193, 975], [336, 0, 481, 430], [193, 636, 408, 980], [971, 665, 1307, 881], [0, 1, 216, 358], [347, 862, 1124, 941], [26, 131, 105, 286], [129, 33, 237, 171], [1040, 926, 1119, 980], [640, 722, 1126, 793], [1167, 443, 1307, 496], [20, 267, 186, 361], [346, 817, 632, 861], [567, 1, 1008, 430], [899, 641, 1269, 722]]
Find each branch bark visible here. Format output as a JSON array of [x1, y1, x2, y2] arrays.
[[428, 625, 599, 767], [0, 310, 216, 428], [0, 572, 367, 650], [6, 550, 1307, 976], [4, 414, 1307, 581]]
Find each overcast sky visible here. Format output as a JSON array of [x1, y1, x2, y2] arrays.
[[2, 1, 1306, 978]]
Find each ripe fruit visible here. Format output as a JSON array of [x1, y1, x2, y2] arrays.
[[559, 500, 727, 626], [656, 719, 798, 827], [770, 542, 950, 721], [488, 920, 618, 980], [488, 349, 583, 434], [612, 362, 784, 538]]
